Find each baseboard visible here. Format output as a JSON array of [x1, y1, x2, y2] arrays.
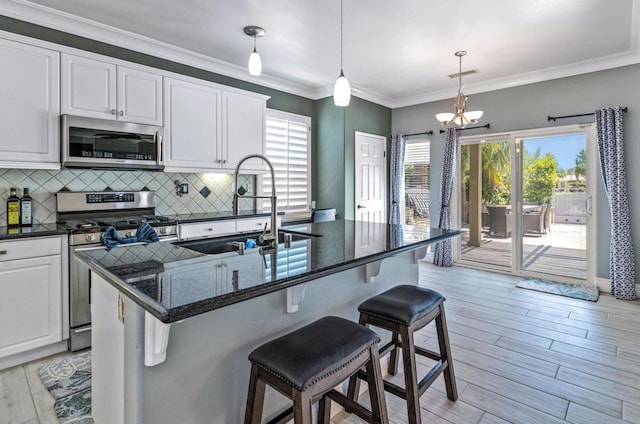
[[0, 340, 68, 371], [595, 277, 612, 294]]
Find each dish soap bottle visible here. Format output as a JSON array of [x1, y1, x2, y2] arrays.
[[7, 187, 20, 227], [20, 188, 33, 227]]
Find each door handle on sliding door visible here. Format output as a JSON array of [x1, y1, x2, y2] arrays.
[[585, 196, 593, 215]]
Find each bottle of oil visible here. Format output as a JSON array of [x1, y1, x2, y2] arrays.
[[7, 187, 20, 227], [20, 187, 33, 227]]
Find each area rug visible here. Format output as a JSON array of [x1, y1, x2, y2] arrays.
[[38, 351, 94, 424], [516, 278, 599, 302]]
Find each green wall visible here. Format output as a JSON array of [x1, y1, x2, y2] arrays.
[[314, 96, 391, 220]]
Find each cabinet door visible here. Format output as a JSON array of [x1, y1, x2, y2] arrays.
[[117, 66, 163, 125], [221, 252, 264, 291], [223, 91, 266, 171], [164, 77, 223, 171], [0, 39, 60, 168], [61, 53, 117, 120], [0, 255, 62, 357]]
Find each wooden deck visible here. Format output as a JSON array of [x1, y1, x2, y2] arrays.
[[458, 223, 587, 281]]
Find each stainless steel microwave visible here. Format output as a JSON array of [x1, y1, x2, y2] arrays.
[[61, 115, 164, 170]]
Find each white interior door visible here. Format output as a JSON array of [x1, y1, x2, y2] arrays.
[[355, 131, 387, 223]]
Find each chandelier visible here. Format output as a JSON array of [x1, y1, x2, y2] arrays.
[[435, 51, 483, 128]]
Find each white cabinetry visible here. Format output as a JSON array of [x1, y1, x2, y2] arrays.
[[223, 90, 266, 171], [178, 220, 235, 240], [0, 38, 60, 169], [163, 76, 222, 171], [178, 216, 281, 241], [0, 237, 66, 360], [62, 53, 162, 125], [164, 75, 268, 173]]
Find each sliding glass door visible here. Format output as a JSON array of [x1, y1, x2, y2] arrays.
[[458, 137, 512, 270], [455, 125, 595, 283]]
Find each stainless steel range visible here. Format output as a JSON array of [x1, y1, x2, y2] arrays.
[[57, 190, 177, 351]]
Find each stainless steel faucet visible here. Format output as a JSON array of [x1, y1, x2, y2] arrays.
[[233, 154, 278, 247]]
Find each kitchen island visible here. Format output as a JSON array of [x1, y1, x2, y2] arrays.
[[78, 220, 459, 424]]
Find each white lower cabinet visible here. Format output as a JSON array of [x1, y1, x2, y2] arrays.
[[0, 237, 65, 359], [178, 216, 281, 241]]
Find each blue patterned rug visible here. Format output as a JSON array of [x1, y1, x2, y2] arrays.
[[38, 351, 94, 424], [516, 278, 599, 302]]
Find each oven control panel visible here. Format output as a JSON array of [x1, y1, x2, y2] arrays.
[[87, 193, 135, 203]]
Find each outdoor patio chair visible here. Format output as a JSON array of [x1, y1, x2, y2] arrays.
[[523, 204, 548, 236], [487, 205, 511, 238]]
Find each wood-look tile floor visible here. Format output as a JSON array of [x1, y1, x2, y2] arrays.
[[3, 263, 640, 423], [334, 263, 640, 423]]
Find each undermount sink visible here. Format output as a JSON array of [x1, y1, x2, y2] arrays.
[[174, 230, 319, 255]]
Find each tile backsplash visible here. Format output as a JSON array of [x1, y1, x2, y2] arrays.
[[0, 169, 255, 226]]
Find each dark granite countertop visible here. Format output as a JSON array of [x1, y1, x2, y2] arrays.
[[0, 224, 69, 240], [172, 211, 284, 224], [77, 220, 460, 323]]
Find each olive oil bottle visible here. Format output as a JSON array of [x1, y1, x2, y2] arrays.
[[20, 187, 33, 227], [6, 187, 20, 227]]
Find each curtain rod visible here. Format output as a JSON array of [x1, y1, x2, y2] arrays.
[[547, 107, 628, 122], [397, 130, 433, 137], [439, 123, 491, 134]]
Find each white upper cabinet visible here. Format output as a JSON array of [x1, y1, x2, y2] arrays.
[[0, 38, 60, 169], [223, 90, 266, 171], [164, 75, 268, 173], [164, 76, 222, 171], [62, 53, 162, 125]]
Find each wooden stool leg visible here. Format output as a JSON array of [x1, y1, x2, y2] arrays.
[[436, 304, 458, 401], [244, 365, 266, 424], [317, 395, 331, 424], [388, 331, 400, 375], [366, 345, 389, 424], [293, 390, 313, 424], [346, 314, 370, 404], [400, 325, 421, 424]]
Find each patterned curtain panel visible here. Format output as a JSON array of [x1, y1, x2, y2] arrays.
[[596, 107, 636, 300], [389, 134, 406, 224], [433, 128, 458, 267]]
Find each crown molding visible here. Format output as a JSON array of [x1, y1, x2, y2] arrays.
[[1, 0, 318, 99], [3, 0, 640, 110]]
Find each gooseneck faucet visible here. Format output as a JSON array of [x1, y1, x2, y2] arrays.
[[233, 154, 278, 247]]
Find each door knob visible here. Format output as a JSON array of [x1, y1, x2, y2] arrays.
[[357, 205, 366, 209]]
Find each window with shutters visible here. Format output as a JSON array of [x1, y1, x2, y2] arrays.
[[263, 110, 312, 213], [403, 139, 430, 227]]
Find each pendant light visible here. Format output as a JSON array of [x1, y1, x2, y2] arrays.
[[333, 0, 351, 106], [244, 26, 266, 76], [435, 51, 483, 128]]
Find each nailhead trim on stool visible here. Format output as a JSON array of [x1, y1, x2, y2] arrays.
[[347, 285, 458, 424], [244, 316, 389, 424]]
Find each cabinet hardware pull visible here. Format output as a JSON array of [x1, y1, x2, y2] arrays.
[[0, 250, 7, 255], [110, 109, 116, 115], [119, 111, 124, 116]]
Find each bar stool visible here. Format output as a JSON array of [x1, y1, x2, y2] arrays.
[[244, 316, 389, 424], [347, 285, 457, 424]]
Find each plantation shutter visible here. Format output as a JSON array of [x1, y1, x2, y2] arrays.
[[263, 110, 312, 212]]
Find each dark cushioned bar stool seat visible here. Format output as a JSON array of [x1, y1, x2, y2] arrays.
[[348, 285, 457, 424], [244, 316, 388, 424]]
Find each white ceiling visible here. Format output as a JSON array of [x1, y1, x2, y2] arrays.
[[5, 0, 640, 108]]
